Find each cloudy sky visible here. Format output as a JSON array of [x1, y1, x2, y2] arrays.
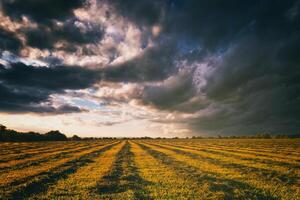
[[0, 0, 299, 137]]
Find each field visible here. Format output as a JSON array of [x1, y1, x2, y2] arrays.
[[0, 139, 299, 200]]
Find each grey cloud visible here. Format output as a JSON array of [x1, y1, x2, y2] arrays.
[[104, 0, 300, 135], [0, 62, 100, 90], [24, 19, 104, 51], [0, 62, 100, 113], [141, 69, 199, 112], [97, 120, 128, 127], [0, 28, 22, 53], [1, 0, 86, 23], [0, 82, 85, 114], [1, 0, 102, 55], [103, 0, 165, 26], [1, 0, 300, 135], [102, 44, 177, 82], [189, 35, 300, 135]]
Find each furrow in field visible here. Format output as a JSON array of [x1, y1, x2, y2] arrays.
[[0, 142, 115, 188], [28, 142, 125, 200], [149, 142, 300, 188], [0, 141, 119, 200], [0, 142, 90, 170], [130, 141, 216, 199], [155, 142, 300, 171], [165, 140, 300, 159], [141, 142, 300, 200], [0, 143, 49, 157], [179, 142, 300, 161], [96, 141, 151, 200], [0, 143, 101, 174], [203, 148, 299, 170], [0, 142, 41, 151], [203, 146, 300, 164], [0, 142, 84, 163], [137, 142, 278, 200], [213, 141, 300, 158]]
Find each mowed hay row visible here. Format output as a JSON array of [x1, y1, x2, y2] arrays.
[[0, 139, 299, 200], [0, 142, 56, 160], [146, 141, 300, 195], [156, 140, 300, 164], [29, 141, 126, 199], [162, 139, 300, 159], [0, 141, 69, 154], [0, 142, 49, 153], [146, 142, 300, 191], [136, 142, 268, 200], [182, 144, 300, 168], [96, 141, 144, 200], [159, 139, 300, 157], [140, 141, 300, 200], [0, 141, 110, 183], [0, 141, 118, 199], [130, 141, 216, 199], [148, 142, 300, 178], [0, 142, 93, 171], [0, 141, 87, 163]]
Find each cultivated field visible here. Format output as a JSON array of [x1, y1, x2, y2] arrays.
[[0, 139, 299, 199]]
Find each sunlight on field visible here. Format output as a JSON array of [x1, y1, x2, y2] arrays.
[[0, 139, 299, 200]]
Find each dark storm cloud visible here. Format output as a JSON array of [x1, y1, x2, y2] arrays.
[[0, 28, 22, 53], [0, 81, 85, 114], [191, 35, 300, 135], [0, 0, 101, 53], [103, 0, 254, 50], [102, 44, 177, 82], [1, 0, 85, 23], [0, 62, 100, 90], [141, 69, 201, 112], [104, 0, 165, 26], [104, 0, 300, 135], [24, 19, 103, 51], [0, 43, 177, 113], [0, 0, 299, 135], [105, 0, 299, 50], [163, 0, 257, 50], [41, 56, 64, 66], [0, 62, 100, 113]]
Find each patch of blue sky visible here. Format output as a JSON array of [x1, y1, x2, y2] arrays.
[[1, 51, 46, 66], [87, 88, 98, 94], [72, 98, 101, 110], [177, 37, 201, 55]]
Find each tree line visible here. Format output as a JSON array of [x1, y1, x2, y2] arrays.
[[0, 124, 82, 142], [0, 124, 299, 142]]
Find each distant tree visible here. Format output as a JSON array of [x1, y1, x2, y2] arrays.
[[140, 136, 152, 139], [274, 134, 288, 139], [191, 136, 203, 139], [256, 133, 272, 139], [24, 131, 44, 141], [70, 135, 81, 141], [0, 124, 6, 132], [45, 130, 67, 141]]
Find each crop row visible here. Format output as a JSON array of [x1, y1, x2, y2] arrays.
[[0, 139, 299, 200]]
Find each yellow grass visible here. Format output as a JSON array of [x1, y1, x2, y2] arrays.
[[32, 141, 125, 199], [131, 141, 215, 199], [0, 139, 299, 200]]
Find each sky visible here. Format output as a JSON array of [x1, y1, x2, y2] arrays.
[[0, 0, 300, 137]]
